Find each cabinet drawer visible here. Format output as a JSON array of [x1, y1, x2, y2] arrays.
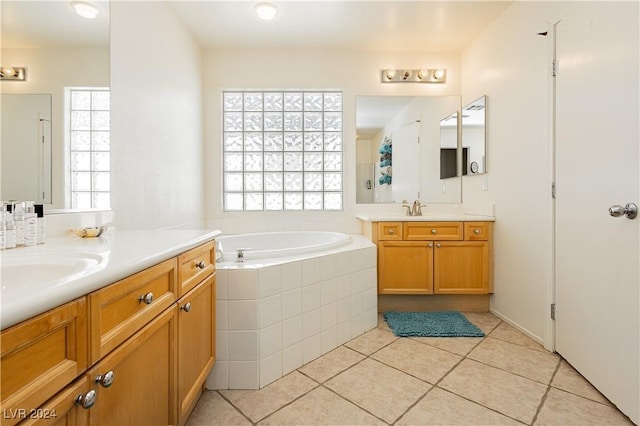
[[465, 222, 492, 241], [89, 258, 177, 363], [377, 222, 403, 240], [404, 222, 463, 241], [178, 241, 215, 296], [19, 376, 90, 426], [0, 298, 88, 426]]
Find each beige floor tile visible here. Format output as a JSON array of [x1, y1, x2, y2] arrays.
[[411, 335, 483, 356], [186, 392, 251, 426], [534, 388, 634, 425], [258, 386, 386, 425], [344, 326, 397, 355], [298, 346, 365, 383], [439, 359, 547, 424], [490, 322, 547, 352], [468, 337, 560, 384], [219, 371, 318, 423], [325, 358, 431, 423], [551, 360, 612, 405], [463, 312, 502, 335], [377, 312, 392, 332], [397, 387, 523, 425], [372, 338, 461, 384]]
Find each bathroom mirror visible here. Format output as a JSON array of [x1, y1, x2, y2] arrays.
[[356, 96, 461, 204], [461, 95, 486, 175], [0, 1, 110, 209]]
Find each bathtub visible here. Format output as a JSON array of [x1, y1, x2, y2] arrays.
[[216, 231, 352, 261], [207, 231, 377, 390]]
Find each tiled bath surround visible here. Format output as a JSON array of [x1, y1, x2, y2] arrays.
[[207, 238, 377, 389]]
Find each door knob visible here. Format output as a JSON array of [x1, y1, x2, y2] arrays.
[[609, 203, 637, 219]]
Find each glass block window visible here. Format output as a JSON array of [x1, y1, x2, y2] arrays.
[[68, 88, 110, 209], [223, 91, 343, 211]]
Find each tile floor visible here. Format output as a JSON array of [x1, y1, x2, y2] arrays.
[[187, 312, 634, 425]]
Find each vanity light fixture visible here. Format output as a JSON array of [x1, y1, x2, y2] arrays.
[[70, 1, 100, 19], [0, 66, 26, 81], [254, 2, 278, 20], [381, 68, 447, 83]]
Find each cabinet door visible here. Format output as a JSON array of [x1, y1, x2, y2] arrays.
[[378, 241, 433, 294], [87, 306, 178, 426], [434, 242, 490, 294], [1, 298, 88, 426], [19, 377, 92, 426], [177, 275, 216, 425]]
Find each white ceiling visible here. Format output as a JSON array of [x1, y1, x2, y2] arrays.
[[2, 1, 511, 51]]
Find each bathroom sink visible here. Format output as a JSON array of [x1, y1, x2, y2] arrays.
[[1, 252, 105, 292]]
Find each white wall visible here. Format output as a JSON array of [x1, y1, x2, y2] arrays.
[[0, 48, 109, 208], [461, 1, 572, 346], [203, 48, 461, 233], [110, 1, 204, 230]]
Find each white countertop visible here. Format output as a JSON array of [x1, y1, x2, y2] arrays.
[[0, 229, 221, 330], [356, 214, 495, 222]]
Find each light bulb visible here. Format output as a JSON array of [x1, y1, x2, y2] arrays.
[[402, 70, 412, 80], [434, 69, 446, 79], [254, 2, 278, 20], [417, 70, 428, 80], [1, 67, 16, 77], [71, 1, 100, 19], [384, 69, 397, 80]]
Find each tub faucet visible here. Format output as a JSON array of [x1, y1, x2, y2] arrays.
[[235, 248, 252, 263]]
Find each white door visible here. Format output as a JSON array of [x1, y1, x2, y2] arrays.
[[555, 2, 639, 423]]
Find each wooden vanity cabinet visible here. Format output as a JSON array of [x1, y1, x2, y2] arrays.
[[177, 274, 216, 425], [0, 239, 216, 426], [0, 298, 88, 426], [374, 221, 493, 295]]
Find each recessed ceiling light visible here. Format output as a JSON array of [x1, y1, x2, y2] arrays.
[[70, 1, 100, 19], [254, 2, 278, 21]]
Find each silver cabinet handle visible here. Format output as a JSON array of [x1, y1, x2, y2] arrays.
[[388, 229, 395, 234], [431, 229, 437, 234], [428, 243, 433, 248], [95, 371, 115, 388], [195, 261, 206, 269], [180, 302, 192, 312], [75, 390, 97, 409], [609, 203, 637, 219], [436, 243, 441, 248], [138, 292, 154, 305], [474, 229, 481, 235]]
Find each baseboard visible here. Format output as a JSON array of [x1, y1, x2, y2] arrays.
[[489, 307, 546, 347], [378, 294, 490, 313]]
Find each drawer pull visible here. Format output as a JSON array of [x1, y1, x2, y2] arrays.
[[474, 229, 481, 235], [75, 390, 97, 409], [436, 243, 441, 248], [138, 292, 154, 305], [428, 243, 433, 248], [95, 371, 115, 388], [431, 229, 437, 234], [195, 261, 206, 269], [180, 302, 192, 313], [388, 229, 395, 235]]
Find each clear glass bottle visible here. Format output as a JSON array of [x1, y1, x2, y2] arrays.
[[35, 204, 46, 244], [13, 201, 25, 247], [4, 210, 16, 249], [0, 212, 6, 250], [24, 201, 37, 247]]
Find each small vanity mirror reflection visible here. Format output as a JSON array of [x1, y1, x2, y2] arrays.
[[462, 95, 487, 175], [1, 0, 110, 209], [356, 96, 461, 204], [439, 111, 459, 179]]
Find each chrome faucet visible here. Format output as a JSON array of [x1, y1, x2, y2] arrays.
[[235, 248, 251, 263]]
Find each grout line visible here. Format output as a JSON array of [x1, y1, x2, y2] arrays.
[[214, 389, 258, 425], [530, 358, 562, 425]]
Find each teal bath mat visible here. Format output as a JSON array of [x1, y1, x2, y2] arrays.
[[383, 311, 484, 337]]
